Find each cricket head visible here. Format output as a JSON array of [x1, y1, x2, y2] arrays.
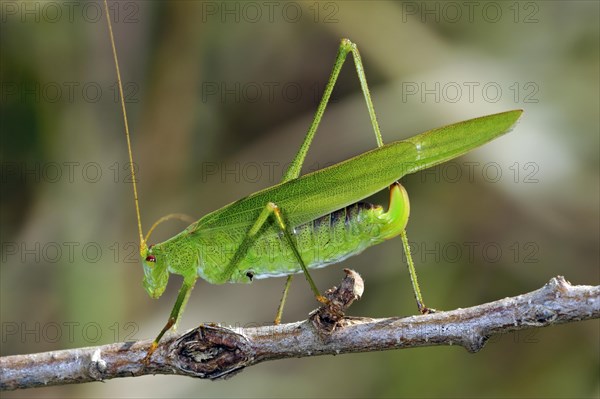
[[141, 244, 169, 299]]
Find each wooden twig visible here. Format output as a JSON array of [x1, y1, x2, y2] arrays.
[[1, 271, 598, 391]]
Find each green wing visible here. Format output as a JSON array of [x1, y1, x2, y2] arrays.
[[193, 110, 523, 232]]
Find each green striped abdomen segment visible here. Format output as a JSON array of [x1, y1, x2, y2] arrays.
[[223, 202, 392, 283]]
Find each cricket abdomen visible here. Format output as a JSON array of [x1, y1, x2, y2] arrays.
[[256, 202, 388, 277], [227, 183, 409, 282]]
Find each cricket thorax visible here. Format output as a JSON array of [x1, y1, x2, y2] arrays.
[[157, 236, 201, 276]]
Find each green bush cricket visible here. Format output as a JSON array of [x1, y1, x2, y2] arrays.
[[103, 1, 522, 357]]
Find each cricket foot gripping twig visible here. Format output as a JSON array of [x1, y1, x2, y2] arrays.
[[1, 273, 598, 390]]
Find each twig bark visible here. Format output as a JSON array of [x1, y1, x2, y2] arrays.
[[1, 271, 598, 391]]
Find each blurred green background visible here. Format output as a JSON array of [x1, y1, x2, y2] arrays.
[[1, 1, 598, 397]]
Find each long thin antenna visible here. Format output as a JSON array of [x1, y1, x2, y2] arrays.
[[103, 0, 146, 253]]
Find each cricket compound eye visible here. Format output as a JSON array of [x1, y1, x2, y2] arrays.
[[146, 255, 156, 263]]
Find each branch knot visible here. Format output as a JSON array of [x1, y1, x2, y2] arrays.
[[169, 325, 253, 380]]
